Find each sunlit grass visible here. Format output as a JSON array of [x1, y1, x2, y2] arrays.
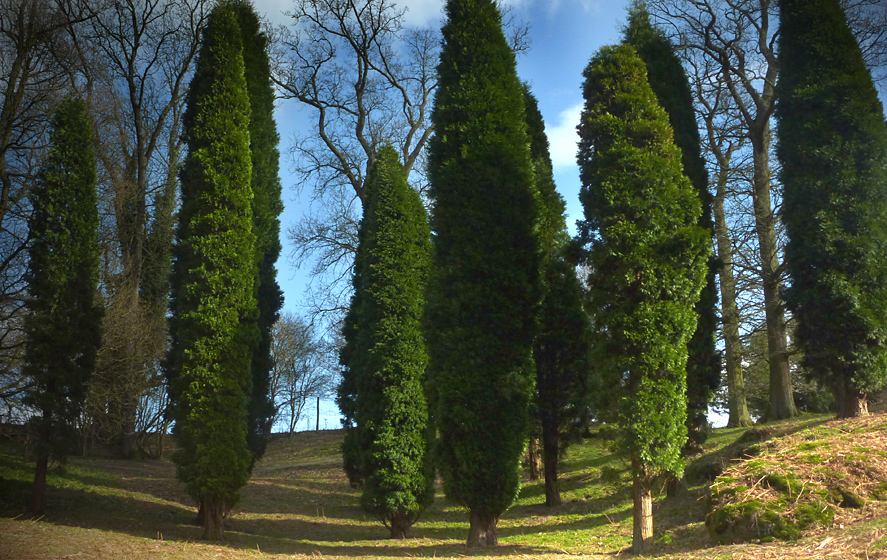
[[2, 413, 886, 559]]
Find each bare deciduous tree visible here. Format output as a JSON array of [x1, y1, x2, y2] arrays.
[[270, 312, 336, 435], [71, 0, 209, 457], [271, 0, 440, 328]]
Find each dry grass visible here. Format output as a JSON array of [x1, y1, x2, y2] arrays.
[[706, 414, 887, 545], [1, 416, 886, 559]]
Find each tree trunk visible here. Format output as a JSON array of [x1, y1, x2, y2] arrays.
[[31, 450, 48, 514], [749, 125, 796, 422], [631, 466, 653, 554], [466, 510, 498, 547], [316, 396, 320, 431], [835, 380, 868, 418], [389, 511, 413, 539], [202, 496, 226, 540], [713, 162, 754, 427], [525, 436, 543, 481], [666, 474, 687, 498], [541, 413, 561, 506]]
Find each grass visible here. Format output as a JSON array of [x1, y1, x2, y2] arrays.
[[1, 414, 886, 559]]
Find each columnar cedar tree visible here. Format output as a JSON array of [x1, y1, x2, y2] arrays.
[[623, 2, 720, 452], [777, 0, 887, 418], [167, 2, 258, 540], [577, 44, 709, 553], [231, 0, 284, 466], [425, 0, 541, 546], [524, 85, 591, 507], [23, 97, 102, 514], [338, 145, 434, 538]]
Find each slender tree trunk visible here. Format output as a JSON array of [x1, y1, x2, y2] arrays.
[[525, 436, 543, 481], [467, 510, 498, 547], [631, 463, 653, 554], [389, 512, 413, 539], [30, 426, 50, 514], [316, 396, 320, 431], [834, 379, 869, 418], [713, 162, 754, 427], [749, 126, 796, 422], [541, 413, 561, 506], [202, 496, 225, 540]]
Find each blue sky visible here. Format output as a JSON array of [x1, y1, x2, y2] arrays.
[[252, 0, 632, 429], [254, 0, 631, 316]]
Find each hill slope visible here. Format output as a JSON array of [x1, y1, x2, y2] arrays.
[[1, 416, 886, 558]]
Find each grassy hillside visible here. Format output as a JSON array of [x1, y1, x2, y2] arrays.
[[1, 415, 886, 559]]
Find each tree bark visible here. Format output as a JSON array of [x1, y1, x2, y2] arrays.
[[749, 124, 796, 422], [389, 511, 413, 539], [541, 413, 561, 506], [835, 379, 869, 418], [467, 510, 498, 547], [631, 466, 653, 554], [525, 436, 543, 481], [202, 496, 226, 540], [713, 158, 754, 428], [30, 426, 50, 515]]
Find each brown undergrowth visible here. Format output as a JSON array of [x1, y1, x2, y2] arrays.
[[706, 413, 887, 544]]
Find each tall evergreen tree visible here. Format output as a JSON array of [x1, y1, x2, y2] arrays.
[[577, 44, 708, 553], [231, 0, 284, 467], [623, 2, 721, 448], [777, 0, 887, 418], [425, 0, 541, 546], [524, 85, 591, 507], [23, 97, 102, 514], [338, 146, 434, 538], [167, 2, 257, 540]]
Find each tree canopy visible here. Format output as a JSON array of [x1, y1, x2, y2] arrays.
[[577, 43, 709, 553], [777, 0, 887, 418], [425, 0, 541, 547], [167, 1, 258, 540]]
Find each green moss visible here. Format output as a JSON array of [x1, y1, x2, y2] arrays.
[[798, 453, 822, 464], [796, 441, 825, 451], [796, 501, 835, 527], [764, 473, 805, 497], [869, 482, 887, 501]]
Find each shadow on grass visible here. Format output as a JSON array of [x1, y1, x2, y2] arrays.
[[1, 459, 588, 558]]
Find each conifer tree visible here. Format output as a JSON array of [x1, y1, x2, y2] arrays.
[[231, 0, 284, 466], [623, 2, 721, 449], [524, 86, 591, 507], [577, 44, 708, 553], [425, 0, 541, 546], [167, 2, 257, 540], [23, 97, 102, 514], [777, 0, 887, 418], [338, 146, 433, 538]]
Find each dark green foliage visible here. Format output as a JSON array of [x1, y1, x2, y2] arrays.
[[23, 96, 102, 512], [524, 85, 591, 506], [623, 2, 719, 451], [776, 0, 887, 417], [576, 44, 709, 479], [338, 146, 433, 537], [167, 2, 257, 535], [425, 0, 541, 543], [231, 0, 284, 466]]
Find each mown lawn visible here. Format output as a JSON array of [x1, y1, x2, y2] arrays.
[[1, 415, 886, 559]]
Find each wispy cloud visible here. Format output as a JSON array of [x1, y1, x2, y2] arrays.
[[401, 0, 445, 27], [547, 102, 583, 170]]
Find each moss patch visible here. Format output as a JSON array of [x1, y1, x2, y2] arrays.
[[706, 414, 887, 544]]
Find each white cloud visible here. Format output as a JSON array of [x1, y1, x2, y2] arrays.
[[399, 0, 535, 28], [400, 0, 445, 28], [547, 102, 583, 170], [253, 0, 293, 27]]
